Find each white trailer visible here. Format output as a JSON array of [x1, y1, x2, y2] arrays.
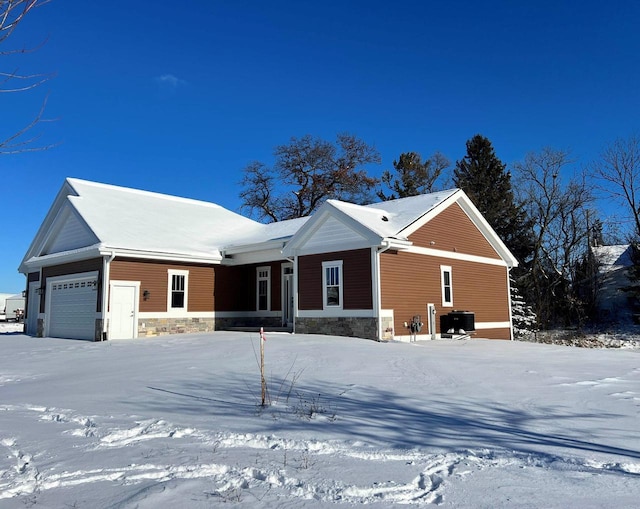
[[4, 294, 25, 322], [0, 293, 13, 321]]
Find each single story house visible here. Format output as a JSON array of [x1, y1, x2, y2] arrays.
[[19, 178, 518, 341]]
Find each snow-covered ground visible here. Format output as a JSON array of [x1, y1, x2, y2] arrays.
[[1, 325, 639, 508]]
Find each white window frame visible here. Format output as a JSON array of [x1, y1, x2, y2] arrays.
[[167, 270, 189, 311], [256, 266, 271, 311], [441, 265, 453, 307], [322, 260, 343, 310]]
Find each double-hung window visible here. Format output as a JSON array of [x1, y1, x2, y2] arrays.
[[168, 270, 189, 310], [256, 266, 271, 311], [441, 265, 453, 307], [322, 260, 343, 309]]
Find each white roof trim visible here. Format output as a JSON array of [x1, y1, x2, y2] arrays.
[[22, 244, 223, 270], [282, 202, 387, 257], [399, 190, 518, 268]]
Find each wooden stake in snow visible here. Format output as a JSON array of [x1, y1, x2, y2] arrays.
[[260, 326, 267, 407]]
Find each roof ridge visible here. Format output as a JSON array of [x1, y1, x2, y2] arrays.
[[66, 177, 225, 210]]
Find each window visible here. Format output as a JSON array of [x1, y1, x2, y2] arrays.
[[322, 260, 343, 309], [168, 270, 188, 310], [256, 266, 271, 311], [441, 265, 453, 307]]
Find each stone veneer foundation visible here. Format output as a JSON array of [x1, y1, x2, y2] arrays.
[[295, 317, 379, 341], [138, 317, 215, 338]]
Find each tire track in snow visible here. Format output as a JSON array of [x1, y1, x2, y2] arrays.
[[2, 404, 640, 505]]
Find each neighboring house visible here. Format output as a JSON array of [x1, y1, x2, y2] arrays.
[[591, 244, 634, 323], [19, 178, 518, 341]]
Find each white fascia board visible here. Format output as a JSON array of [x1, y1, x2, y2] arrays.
[[382, 238, 413, 250], [454, 194, 519, 268], [221, 248, 288, 266], [19, 181, 80, 271], [404, 246, 510, 267], [398, 189, 462, 238], [21, 245, 222, 272], [399, 190, 518, 268], [21, 244, 104, 271], [103, 247, 222, 264], [223, 239, 289, 256]]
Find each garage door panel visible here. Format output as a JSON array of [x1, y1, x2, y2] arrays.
[[48, 278, 98, 340]]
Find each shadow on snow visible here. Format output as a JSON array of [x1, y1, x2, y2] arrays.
[[131, 372, 640, 464]]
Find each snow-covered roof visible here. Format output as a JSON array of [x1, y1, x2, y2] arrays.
[[344, 189, 459, 239], [21, 179, 516, 269], [592, 244, 633, 268], [282, 188, 517, 267], [66, 178, 266, 259]]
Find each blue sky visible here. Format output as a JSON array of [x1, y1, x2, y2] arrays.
[[1, 0, 639, 292]]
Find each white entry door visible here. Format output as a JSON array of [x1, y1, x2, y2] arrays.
[[109, 282, 139, 339]]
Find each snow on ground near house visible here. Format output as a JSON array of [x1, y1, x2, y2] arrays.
[[0, 328, 639, 508]]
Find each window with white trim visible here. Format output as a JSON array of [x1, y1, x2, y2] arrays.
[[256, 266, 271, 311], [168, 270, 188, 309], [322, 260, 343, 309], [441, 265, 453, 307]]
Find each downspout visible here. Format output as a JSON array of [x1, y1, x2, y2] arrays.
[[507, 266, 514, 341], [375, 241, 393, 341], [101, 251, 116, 340]]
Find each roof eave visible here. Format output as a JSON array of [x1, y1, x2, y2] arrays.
[[19, 245, 223, 273], [102, 247, 223, 264], [223, 238, 291, 256]]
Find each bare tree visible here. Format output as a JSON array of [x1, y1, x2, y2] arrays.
[[1, 0, 54, 154], [240, 133, 380, 222], [513, 148, 594, 327], [591, 134, 640, 238]]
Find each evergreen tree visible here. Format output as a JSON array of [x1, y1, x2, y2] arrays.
[[377, 151, 449, 201], [453, 135, 534, 266], [510, 276, 537, 340]]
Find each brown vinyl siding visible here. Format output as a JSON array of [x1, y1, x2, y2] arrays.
[[214, 261, 284, 312], [41, 258, 103, 313], [109, 258, 214, 313], [475, 328, 511, 340], [381, 250, 510, 335], [409, 202, 501, 260], [299, 249, 372, 310]]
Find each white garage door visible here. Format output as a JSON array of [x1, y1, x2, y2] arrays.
[[48, 277, 98, 340]]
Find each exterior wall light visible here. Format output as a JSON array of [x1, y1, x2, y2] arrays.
[[143, 290, 150, 301]]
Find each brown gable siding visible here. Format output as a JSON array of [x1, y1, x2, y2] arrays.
[[299, 249, 372, 310], [409, 202, 501, 260], [214, 261, 284, 312], [41, 258, 103, 313], [109, 258, 214, 313], [380, 250, 510, 336]]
